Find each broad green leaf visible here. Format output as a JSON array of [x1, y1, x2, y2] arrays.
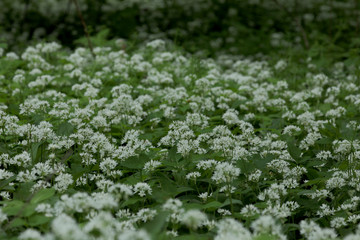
[[158, 175, 177, 195], [28, 215, 52, 227], [183, 203, 203, 210], [8, 218, 27, 228], [57, 122, 74, 136], [143, 211, 168, 236], [202, 201, 222, 211], [31, 188, 55, 204], [22, 203, 37, 217], [174, 234, 211, 240], [31, 142, 43, 163], [175, 187, 194, 196], [2, 200, 24, 216], [287, 140, 301, 161], [13, 182, 34, 201], [0, 176, 16, 190], [253, 234, 278, 240], [301, 178, 325, 187], [221, 198, 242, 207], [120, 197, 143, 207], [253, 154, 274, 170], [121, 155, 147, 169]]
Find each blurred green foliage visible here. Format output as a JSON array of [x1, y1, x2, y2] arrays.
[[0, 0, 360, 63]]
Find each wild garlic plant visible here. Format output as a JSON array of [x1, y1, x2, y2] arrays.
[[0, 39, 359, 239]]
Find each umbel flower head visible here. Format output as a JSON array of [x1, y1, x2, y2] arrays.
[[211, 162, 240, 184], [181, 209, 207, 230]]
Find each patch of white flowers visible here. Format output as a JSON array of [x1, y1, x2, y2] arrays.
[[0, 39, 359, 239]]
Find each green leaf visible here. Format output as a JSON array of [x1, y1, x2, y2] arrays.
[[121, 155, 147, 169], [158, 174, 177, 196], [13, 182, 34, 201], [183, 203, 203, 210], [317, 137, 332, 145], [175, 187, 194, 196], [2, 200, 24, 216], [306, 168, 320, 180], [22, 203, 36, 217], [143, 211, 168, 236], [28, 215, 52, 227], [57, 122, 74, 136], [8, 218, 27, 228], [120, 197, 143, 207], [31, 188, 55, 204], [284, 223, 299, 232], [70, 163, 86, 179], [287, 140, 301, 161], [31, 142, 43, 163], [253, 234, 278, 240], [202, 201, 222, 211], [0, 176, 16, 190], [253, 154, 274, 170], [221, 198, 242, 207], [301, 178, 325, 187], [175, 234, 211, 240]]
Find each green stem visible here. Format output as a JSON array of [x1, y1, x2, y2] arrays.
[[194, 180, 200, 195], [228, 183, 234, 214]]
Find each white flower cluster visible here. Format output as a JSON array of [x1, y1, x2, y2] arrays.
[[0, 40, 359, 239]]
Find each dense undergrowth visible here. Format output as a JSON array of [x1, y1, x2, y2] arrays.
[[2, 0, 360, 59], [1, 0, 360, 239], [0, 38, 360, 239]]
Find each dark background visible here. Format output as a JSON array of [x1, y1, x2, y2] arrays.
[[0, 0, 359, 60]]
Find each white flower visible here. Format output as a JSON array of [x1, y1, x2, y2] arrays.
[[36, 42, 61, 53], [326, 176, 346, 189], [54, 173, 74, 192], [326, 106, 346, 118], [217, 208, 231, 216], [162, 198, 183, 212], [11, 151, 32, 167], [248, 169, 262, 182], [136, 208, 157, 222], [240, 204, 260, 217], [52, 214, 87, 240], [166, 230, 178, 237], [222, 109, 239, 125], [198, 192, 212, 202], [330, 217, 347, 228], [181, 209, 207, 230], [19, 229, 43, 240], [283, 125, 301, 135], [212, 162, 240, 184], [251, 215, 286, 240], [197, 159, 218, 170], [35, 203, 53, 217], [274, 60, 287, 71], [348, 215, 360, 224], [0, 209, 7, 223], [6, 52, 19, 60], [186, 171, 201, 180], [300, 220, 337, 240], [118, 229, 151, 240], [0, 169, 14, 180], [316, 204, 335, 217], [215, 218, 252, 240], [316, 151, 333, 160], [99, 158, 117, 174], [146, 39, 165, 50], [144, 160, 161, 172], [133, 182, 152, 197]]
